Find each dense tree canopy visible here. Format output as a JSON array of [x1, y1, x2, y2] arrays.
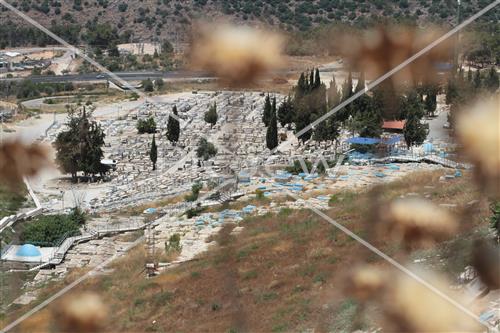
[[55, 107, 107, 181]]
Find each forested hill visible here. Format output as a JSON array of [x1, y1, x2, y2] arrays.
[[0, 0, 498, 55]]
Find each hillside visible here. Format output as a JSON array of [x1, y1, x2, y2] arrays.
[[0, 0, 498, 51], [5, 170, 493, 332]]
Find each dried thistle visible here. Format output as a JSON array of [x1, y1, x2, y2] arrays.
[[380, 198, 458, 248], [472, 239, 500, 290], [344, 265, 386, 301], [54, 292, 108, 333], [382, 269, 482, 332], [455, 94, 500, 199], [189, 22, 285, 87], [0, 140, 52, 190], [339, 25, 452, 88]]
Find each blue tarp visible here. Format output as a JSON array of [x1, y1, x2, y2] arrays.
[[242, 205, 256, 213], [143, 208, 157, 214]]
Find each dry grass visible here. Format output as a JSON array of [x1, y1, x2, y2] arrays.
[[6, 171, 491, 332]]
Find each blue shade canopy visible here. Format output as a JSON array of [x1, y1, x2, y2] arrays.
[[346, 137, 380, 145], [346, 136, 402, 145], [16, 244, 41, 257]]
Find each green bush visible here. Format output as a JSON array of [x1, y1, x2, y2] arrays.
[[136, 117, 157, 134], [165, 233, 182, 253], [20, 209, 84, 246], [185, 182, 202, 202]]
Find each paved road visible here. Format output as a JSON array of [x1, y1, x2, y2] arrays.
[[0, 70, 213, 83], [425, 106, 451, 142]]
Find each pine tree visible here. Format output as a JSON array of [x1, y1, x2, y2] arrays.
[[204, 102, 218, 128], [55, 107, 107, 182], [266, 106, 278, 150], [167, 105, 180, 145], [150, 135, 158, 171], [403, 112, 429, 148], [262, 94, 272, 126]]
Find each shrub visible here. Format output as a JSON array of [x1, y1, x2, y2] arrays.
[[136, 117, 157, 134], [165, 233, 182, 253], [185, 182, 203, 202], [196, 138, 217, 160]]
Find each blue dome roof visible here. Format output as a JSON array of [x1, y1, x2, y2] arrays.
[[16, 244, 41, 257]]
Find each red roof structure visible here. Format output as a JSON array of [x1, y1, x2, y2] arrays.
[[382, 120, 406, 130]]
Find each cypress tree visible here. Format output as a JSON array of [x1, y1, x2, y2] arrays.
[[167, 105, 180, 145], [355, 71, 365, 92], [327, 74, 340, 109], [343, 71, 353, 99], [150, 135, 158, 171], [262, 94, 272, 126], [314, 68, 321, 89], [424, 85, 438, 117], [309, 70, 314, 91], [266, 105, 278, 150], [297, 73, 306, 95]]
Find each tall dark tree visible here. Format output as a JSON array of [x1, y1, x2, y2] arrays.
[[401, 88, 428, 147], [335, 71, 354, 123], [473, 69, 482, 90], [204, 102, 218, 128], [342, 71, 353, 100], [424, 85, 438, 117], [349, 95, 382, 138], [327, 74, 341, 109], [309, 70, 314, 91], [277, 96, 295, 128], [167, 105, 180, 145], [467, 68, 473, 82], [445, 77, 459, 105], [297, 73, 307, 97], [354, 71, 365, 92], [262, 94, 272, 126], [55, 107, 106, 182], [150, 135, 158, 171], [314, 68, 321, 89], [403, 112, 429, 148], [484, 67, 499, 92], [266, 105, 278, 151]]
